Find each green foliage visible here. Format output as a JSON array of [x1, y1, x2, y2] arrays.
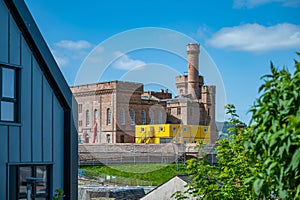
[[175, 53, 300, 200], [246, 54, 300, 199], [52, 188, 64, 200], [175, 105, 254, 199]]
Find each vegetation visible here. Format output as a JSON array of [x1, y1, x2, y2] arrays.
[[80, 163, 186, 186], [175, 53, 300, 199], [246, 53, 300, 199]]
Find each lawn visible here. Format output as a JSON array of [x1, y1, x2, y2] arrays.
[[80, 163, 187, 186]]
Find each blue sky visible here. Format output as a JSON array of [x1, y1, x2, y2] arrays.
[[24, 0, 300, 123]]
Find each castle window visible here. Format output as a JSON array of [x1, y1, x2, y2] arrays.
[[94, 109, 98, 121], [106, 134, 110, 143], [78, 104, 82, 113], [177, 107, 181, 115], [142, 110, 146, 124], [79, 120, 82, 127], [130, 109, 135, 125], [121, 109, 125, 125], [86, 110, 90, 126], [180, 89, 183, 94], [107, 108, 111, 125], [0, 66, 19, 122], [167, 108, 171, 114], [150, 111, 154, 124], [208, 108, 210, 116], [158, 111, 163, 124], [120, 135, 125, 143]]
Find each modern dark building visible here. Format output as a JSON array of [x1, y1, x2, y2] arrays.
[[0, 0, 77, 199]]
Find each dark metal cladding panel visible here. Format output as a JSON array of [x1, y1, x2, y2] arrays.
[[8, 126, 20, 163], [0, 0, 8, 63], [0, 125, 8, 200], [9, 13, 21, 65], [43, 77, 53, 162], [32, 58, 43, 162], [52, 95, 64, 192], [20, 36, 32, 162]]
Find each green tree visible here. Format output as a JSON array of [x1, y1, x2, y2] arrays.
[[174, 104, 253, 199], [245, 53, 300, 199]]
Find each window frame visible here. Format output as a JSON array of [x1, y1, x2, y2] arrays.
[[120, 109, 125, 125], [9, 164, 51, 200], [130, 109, 135, 125], [0, 65, 20, 123], [141, 110, 146, 125], [150, 111, 154, 124], [107, 108, 111, 125], [86, 110, 90, 126]]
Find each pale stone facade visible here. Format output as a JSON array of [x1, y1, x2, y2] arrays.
[[71, 43, 217, 144]]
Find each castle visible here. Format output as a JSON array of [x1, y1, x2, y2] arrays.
[[70, 43, 217, 144]]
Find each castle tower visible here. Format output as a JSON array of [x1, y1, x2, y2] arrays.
[[187, 43, 201, 99]]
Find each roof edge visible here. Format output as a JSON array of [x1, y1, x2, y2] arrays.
[[5, 0, 73, 109]]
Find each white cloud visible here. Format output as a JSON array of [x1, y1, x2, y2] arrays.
[[207, 23, 300, 52], [233, 0, 300, 8], [112, 52, 146, 70], [54, 40, 92, 50], [51, 39, 94, 68], [51, 49, 69, 67]]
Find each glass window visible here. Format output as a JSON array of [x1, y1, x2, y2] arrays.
[[2, 68, 15, 98], [78, 104, 82, 113], [130, 110, 135, 125], [121, 109, 125, 125], [86, 110, 90, 126], [106, 134, 110, 143], [141, 110, 146, 125], [9, 165, 50, 199], [150, 111, 154, 124], [0, 66, 18, 122], [158, 111, 163, 124], [94, 109, 98, 121], [107, 108, 111, 125], [177, 107, 181, 115]]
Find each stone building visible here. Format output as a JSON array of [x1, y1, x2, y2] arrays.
[[71, 43, 217, 144]]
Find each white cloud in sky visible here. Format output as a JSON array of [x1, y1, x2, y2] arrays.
[[207, 23, 300, 52], [233, 0, 300, 8], [52, 39, 94, 67], [112, 51, 146, 70], [54, 40, 92, 50], [51, 49, 69, 67]]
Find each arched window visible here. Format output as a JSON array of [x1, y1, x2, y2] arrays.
[[142, 110, 146, 125], [150, 111, 154, 124], [94, 109, 98, 121], [130, 110, 135, 125], [107, 108, 111, 125], [86, 110, 90, 126], [121, 109, 125, 125], [158, 111, 163, 124]]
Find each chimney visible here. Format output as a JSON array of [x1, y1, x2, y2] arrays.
[[187, 43, 200, 99]]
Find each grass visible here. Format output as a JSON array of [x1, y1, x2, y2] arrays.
[[80, 163, 187, 186]]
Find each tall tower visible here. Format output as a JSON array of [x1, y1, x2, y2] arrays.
[[187, 43, 200, 99]]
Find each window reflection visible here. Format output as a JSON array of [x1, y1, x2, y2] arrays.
[[2, 67, 15, 98], [1, 101, 14, 121]]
